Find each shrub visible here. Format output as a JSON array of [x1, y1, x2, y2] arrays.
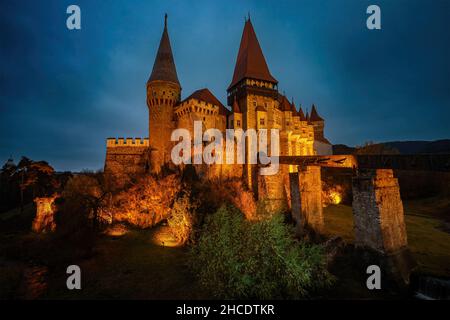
[[194, 179, 257, 220], [167, 193, 198, 244], [191, 205, 333, 299], [60, 173, 109, 230], [112, 174, 181, 228]]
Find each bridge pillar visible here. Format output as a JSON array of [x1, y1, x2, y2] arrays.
[[289, 166, 323, 234], [289, 171, 304, 232], [257, 169, 287, 214], [352, 169, 408, 254]]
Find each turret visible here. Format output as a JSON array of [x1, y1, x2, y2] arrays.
[[309, 104, 325, 140], [147, 14, 181, 173]]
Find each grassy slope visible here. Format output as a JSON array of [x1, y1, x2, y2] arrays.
[[43, 227, 208, 299], [323, 197, 450, 278], [1, 197, 449, 299]]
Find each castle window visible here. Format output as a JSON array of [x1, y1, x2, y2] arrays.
[[286, 121, 290, 126], [260, 118, 265, 126], [253, 101, 257, 107], [237, 120, 241, 127]]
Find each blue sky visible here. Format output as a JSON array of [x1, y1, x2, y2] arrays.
[[1, 0, 449, 171]]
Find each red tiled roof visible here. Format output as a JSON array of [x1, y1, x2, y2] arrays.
[[228, 19, 277, 90], [297, 106, 306, 121], [182, 88, 229, 115], [278, 95, 292, 112], [232, 96, 241, 113], [309, 104, 324, 121], [148, 15, 180, 85], [290, 99, 298, 113]]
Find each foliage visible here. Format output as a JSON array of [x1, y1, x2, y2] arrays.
[[194, 179, 257, 220], [191, 205, 333, 299], [60, 172, 111, 231], [0, 156, 71, 213], [112, 174, 181, 228], [167, 192, 198, 244]]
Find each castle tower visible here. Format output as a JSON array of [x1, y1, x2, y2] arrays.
[[147, 14, 181, 173], [309, 104, 332, 155], [227, 17, 278, 191], [309, 104, 324, 139]]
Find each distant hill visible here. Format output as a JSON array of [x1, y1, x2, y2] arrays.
[[385, 140, 450, 154], [333, 139, 450, 155]]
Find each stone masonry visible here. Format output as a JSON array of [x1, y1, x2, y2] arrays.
[[289, 171, 303, 232], [298, 166, 323, 233], [352, 169, 408, 254], [32, 195, 57, 233]]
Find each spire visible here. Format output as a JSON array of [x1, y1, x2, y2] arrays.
[[309, 104, 324, 121], [279, 95, 292, 112], [290, 98, 297, 113], [228, 19, 277, 90], [148, 14, 180, 85], [232, 96, 241, 113], [297, 106, 306, 121]]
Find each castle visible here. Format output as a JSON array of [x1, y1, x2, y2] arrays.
[[104, 15, 332, 190]]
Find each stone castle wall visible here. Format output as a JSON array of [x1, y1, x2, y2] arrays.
[[104, 138, 149, 183]]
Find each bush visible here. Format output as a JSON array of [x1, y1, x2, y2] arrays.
[[112, 174, 181, 228], [194, 179, 257, 220], [191, 205, 333, 299], [167, 193, 198, 244]]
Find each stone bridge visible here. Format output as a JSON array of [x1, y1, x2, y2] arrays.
[[258, 154, 450, 256]]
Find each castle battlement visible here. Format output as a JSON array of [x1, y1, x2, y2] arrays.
[[106, 137, 149, 147]]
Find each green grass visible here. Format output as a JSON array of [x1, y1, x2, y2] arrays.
[[323, 198, 450, 278], [43, 226, 208, 300], [2, 197, 449, 299]]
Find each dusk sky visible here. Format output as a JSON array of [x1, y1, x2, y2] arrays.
[[1, 0, 449, 171]]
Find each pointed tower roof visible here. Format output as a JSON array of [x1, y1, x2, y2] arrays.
[[278, 95, 292, 112], [309, 104, 324, 121], [290, 98, 298, 114], [228, 18, 277, 90], [232, 96, 241, 113], [148, 14, 180, 85], [297, 106, 306, 121]]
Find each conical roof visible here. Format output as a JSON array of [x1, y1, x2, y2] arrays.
[[297, 106, 306, 121], [309, 104, 324, 121], [228, 19, 277, 89], [148, 14, 180, 85]]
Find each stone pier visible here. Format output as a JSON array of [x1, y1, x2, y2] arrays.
[[32, 195, 58, 233], [289, 166, 323, 234], [257, 168, 287, 214], [352, 169, 408, 254], [289, 171, 303, 231]]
